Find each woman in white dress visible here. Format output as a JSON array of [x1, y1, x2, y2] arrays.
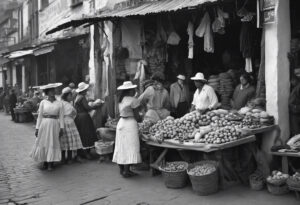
[[113, 81, 142, 178], [30, 83, 64, 171], [60, 87, 83, 164]]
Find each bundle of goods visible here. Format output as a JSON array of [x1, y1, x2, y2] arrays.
[[259, 111, 274, 126], [146, 46, 166, 75], [159, 161, 189, 189], [287, 172, 300, 189], [95, 140, 114, 155], [195, 126, 242, 144], [242, 115, 261, 129], [219, 72, 234, 109], [266, 171, 289, 195], [227, 69, 240, 87], [240, 107, 274, 128], [287, 134, 300, 150], [208, 75, 220, 93], [105, 118, 119, 129], [187, 161, 219, 195], [249, 170, 265, 191], [138, 119, 155, 134]]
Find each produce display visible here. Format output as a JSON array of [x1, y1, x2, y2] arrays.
[[160, 162, 188, 172], [242, 115, 261, 129], [196, 126, 242, 144], [138, 119, 155, 134], [105, 118, 119, 129], [267, 171, 289, 185], [187, 164, 216, 176]]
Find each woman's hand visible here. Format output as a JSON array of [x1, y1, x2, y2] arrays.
[[59, 128, 64, 137], [35, 129, 39, 137]]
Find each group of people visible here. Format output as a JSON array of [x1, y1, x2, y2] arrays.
[[30, 82, 101, 171], [0, 88, 18, 121]]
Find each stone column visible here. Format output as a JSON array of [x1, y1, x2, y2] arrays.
[[22, 65, 26, 93], [263, 0, 291, 153]]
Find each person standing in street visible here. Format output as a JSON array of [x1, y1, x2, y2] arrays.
[[170, 74, 190, 118], [30, 83, 64, 171], [60, 87, 84, 164], [190, 72, 218, 112], [9, 89, 17, 121], [74, 82, 100, 159], [113, 81, 142, 178]]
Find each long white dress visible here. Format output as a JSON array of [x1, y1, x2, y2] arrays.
[[30, 99, 64, 162], [112, 96, 142, 165]]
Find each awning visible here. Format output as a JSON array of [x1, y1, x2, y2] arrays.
[[33, 45, 55, 56], [46, 0, 217, 35], [7, 50, 34, 59]]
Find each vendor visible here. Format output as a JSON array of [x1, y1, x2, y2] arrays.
[[190, 72, 218, 112], [231, 73, 256, 110], [170, 74, 190, 118], [138, 72, 170, 122]]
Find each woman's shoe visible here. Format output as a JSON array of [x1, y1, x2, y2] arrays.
[[41, 162, 48, 170], [121, 172, 133, 178]]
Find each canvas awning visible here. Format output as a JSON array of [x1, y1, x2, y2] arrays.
[[46, 0, 217, 35], [6, 49, 34, 59], [33, 45, 55, 56]]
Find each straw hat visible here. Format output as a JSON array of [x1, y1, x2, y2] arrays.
[[177, 74, 186, 80], [117, 81, 137, 90], [191, 73, 207, 82], [40, 83, 62, 90], [76, 82, 89, 93], [62, 87, 72, 94]]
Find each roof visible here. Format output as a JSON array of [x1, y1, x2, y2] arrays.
[[46, 0, 217, 35]]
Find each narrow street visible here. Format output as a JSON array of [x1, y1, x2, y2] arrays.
[[0, 113, 298, 205]]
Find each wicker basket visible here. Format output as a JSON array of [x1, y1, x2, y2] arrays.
[[249, 177, 265, 191], [95, 141, 114, 155], [287, 178, 300, 189], [187, 161, 219, 196], [159, 161, 188, 189], [267, 182, 289, 195]]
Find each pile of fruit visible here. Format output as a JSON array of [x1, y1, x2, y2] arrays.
[[187, 163, 217, 176], [149, 116, 179, 140], [196, 126, 241, 144], [160, 161, 188, 172], [267, 171, 289, 185], [225, 112, 244, 121], [138, 119, 155, 134], [242, 115, 261, 129]]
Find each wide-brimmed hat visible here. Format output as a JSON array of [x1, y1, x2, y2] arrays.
[[117, 81, 137, 90], [76, 82, 89, 93], [191, 72, 207, 82], [62, 87, 72, 94], [40, 83, 62, 90], [177, 75, 186, 80]]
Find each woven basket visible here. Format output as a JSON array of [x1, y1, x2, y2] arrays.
[[249, 177, 264, 191], [95, 141, 114, 155], [159, 161, 188, 189], [187, 161, 219, 196], [287, 178, 300, 189], [267, 182, 289, 195]]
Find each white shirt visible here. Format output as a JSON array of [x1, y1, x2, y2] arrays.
[[192, 84, 218, 110]]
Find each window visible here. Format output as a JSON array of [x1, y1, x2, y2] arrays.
[[71, 0, 83, 7]]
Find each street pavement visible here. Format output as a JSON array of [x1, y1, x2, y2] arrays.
[[0, 113, 299, 205]]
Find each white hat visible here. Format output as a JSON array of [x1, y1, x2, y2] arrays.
[[191, 72, 207, 82], [40, 83, 62, 90], [76, 82, 89, 93], [62, 87, 72, 94], [177, 75, 186, 80], [117, 81, 137, 90]]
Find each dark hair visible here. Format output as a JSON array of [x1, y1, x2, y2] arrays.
[[44, 88, 55, 96], [240, 73, 252, 84], [61, 92, 71, 101], [118, 89, 135, 103], [151, 72, 165, 83]]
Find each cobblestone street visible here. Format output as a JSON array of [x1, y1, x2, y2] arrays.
[[0, 113, 299, 205]]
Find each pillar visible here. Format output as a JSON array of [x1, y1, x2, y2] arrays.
[[22, 65, 26, 92], [12, 65, 17, 86], [264, 0, 290, 153]]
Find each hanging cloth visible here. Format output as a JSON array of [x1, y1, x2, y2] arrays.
[[101, 34, 110, 98], [187, 22, 194, 59], [134, 60, 148, 93], [245, 58, 252, 73], [195, 12, 214, 53]]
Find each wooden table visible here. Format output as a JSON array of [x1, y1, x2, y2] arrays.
[[271, 151, 300, 173]]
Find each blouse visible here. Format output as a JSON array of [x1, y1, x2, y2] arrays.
[[192, 84, 218, 110]]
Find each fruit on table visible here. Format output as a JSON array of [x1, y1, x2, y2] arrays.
[[198, 126, 241, 144], [242, 115, 261, 129], [161, 162, 187, 172], [290, 172, 300, 182], [188, 164, 216, 176], [138, 119, 155, 133]]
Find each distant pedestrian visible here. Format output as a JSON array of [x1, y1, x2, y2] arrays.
[[113, 81, 142, 178], [60, 87, 84, 164], [9, 89, 17, 121], [74, 82, 100, 159], [30, 83, 64, 171]]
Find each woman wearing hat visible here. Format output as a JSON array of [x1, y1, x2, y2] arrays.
[[60, 87, 84, 164], [30, 83, 64, 171], [190, 72, 218, 112], [170, 74, 190, 118], [74, 82, 100, 159], [113, 81, 142, 177], [138, 72, 170, 122]]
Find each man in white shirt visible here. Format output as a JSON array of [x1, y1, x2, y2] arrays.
[[190, 72, 218, 112]]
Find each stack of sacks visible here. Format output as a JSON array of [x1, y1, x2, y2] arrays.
[[208, 75, 220, 94], [219, 72, 234, 109]]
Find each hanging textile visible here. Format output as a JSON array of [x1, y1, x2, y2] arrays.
[[240, 22, 254, 58], [187, 22, 194, 59], [195, 12, 214, 53], [134, 60, 147, 94], [256, 29, 265, 98], [101, 36, 110, 98], [245, 58, 252, 73]]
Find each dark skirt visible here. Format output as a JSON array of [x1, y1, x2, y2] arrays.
[[176, 102, 190, 118], [75, 112, 98, 148]]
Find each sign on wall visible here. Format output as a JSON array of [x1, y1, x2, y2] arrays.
[[263, 0, 275, 10], [263, 0, 276, 24]]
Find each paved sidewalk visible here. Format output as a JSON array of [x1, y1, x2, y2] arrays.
[[0, 113, 299, 205]]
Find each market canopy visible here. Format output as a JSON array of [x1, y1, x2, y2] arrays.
[[6, 49, 34, 59], [46, 0, 217, 35]]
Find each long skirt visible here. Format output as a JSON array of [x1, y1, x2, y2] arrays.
[[112, 117, 142, 165], [60, 118, 83, 151], [75, 112, 98, 149], [30, 118, 61, 162]]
